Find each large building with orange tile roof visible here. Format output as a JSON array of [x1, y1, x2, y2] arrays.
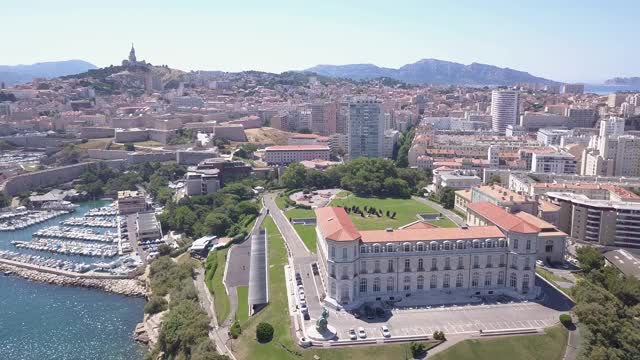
[[315, 206, 538, 307]]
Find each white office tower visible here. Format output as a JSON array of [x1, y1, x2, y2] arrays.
[[348, 96, 384, 159], [491, 90, 519, 133], [599, 117, 625, 138]]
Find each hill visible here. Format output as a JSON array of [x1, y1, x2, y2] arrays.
[[306, 58, 558, 85], [605, 77, 640, 86], [0, 60, 97, 85]]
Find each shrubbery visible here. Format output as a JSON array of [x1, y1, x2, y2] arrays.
[[256, 322, 274, 343], [410, 342, 427, 358], [144, 296, 168, 314], [230, 319, 242, 339], [559, 314, 572, 327], [433, 330, 446, 341]]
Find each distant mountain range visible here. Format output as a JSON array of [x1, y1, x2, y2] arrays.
[[0, 60, 97, 86], [306, 59, 559, 85], [605, 77, 640, 86]]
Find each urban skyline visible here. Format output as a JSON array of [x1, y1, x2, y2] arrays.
[[2, 0, 640, 83]]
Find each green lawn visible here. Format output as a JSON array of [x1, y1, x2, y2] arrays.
[[285, 208, 316, 219], [275, 194, 289, 210], [303, 341, 439, 360], [292, 224, 317, 253], [235, 216, 298, 360], [536, 268, 574, 297], [206, 248, 230, 324], [427, 218, 458, 228], [236, 286, 249, 324], [329, 195, 442, 230], [430, 325, 568, 360], [133, 140, 164, 147]]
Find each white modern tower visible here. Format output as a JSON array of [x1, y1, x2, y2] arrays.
[[491, 90, 519, 134], [348, 96, 384, 159]]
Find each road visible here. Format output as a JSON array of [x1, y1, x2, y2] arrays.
[[264, 193, 311, 258], [412, 196, 466, 226]]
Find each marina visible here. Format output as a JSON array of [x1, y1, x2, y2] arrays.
[[0, 209, 73, 231], [33, 226, 119, 243], [62, 216, 117, 228], [12, 239, 119, 258]]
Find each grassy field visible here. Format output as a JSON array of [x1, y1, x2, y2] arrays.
[[207, 248, 230, 324], [76, 138, 113, 150], [329, 195, 443, 230], [302, 341, 439, 360], [234, 216, 298, 360], [133, 140, 164, 147], [430, 325, 568, 360], [292, 224, 317, 253], [536, 268, 574, 296], [427, 218, 458, 228], [285, 208, 316, 219], [236, 286, 249, 324]]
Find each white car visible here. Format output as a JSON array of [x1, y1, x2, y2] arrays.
[[300, 303, 308, 313], [299, 293, 306, 302], [358, 327, 367, 339], [349, 328, 357, 340], [536, 260, 544, 267], [381, 325, 391, 338]]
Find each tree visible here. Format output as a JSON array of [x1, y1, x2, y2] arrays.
[[174, 206, 198, 234], [256, 322, 274, 343], [204, 212, 232, 236], [144, 296, 168, 314], [281, 162, 307, 189], [410, 342, 427, 358], [230, 319, 241, 339], [438, 188, 456, 209], [124, 143, 135, 151], [577, 246, 605, 274]]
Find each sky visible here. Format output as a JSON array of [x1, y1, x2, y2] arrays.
[[2, 0, 639, 83]]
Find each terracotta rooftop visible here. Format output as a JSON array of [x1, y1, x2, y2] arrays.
[[359, 226, 505, 243], [467, 202, 539, 234], [265, 145, 330, 151], [315, 207, 361, 242], [514, 211, 565, 235]]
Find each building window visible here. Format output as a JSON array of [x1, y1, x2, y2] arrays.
[[486, 255, 492, 268], [330, 282, 336, 297], [359, 278, 368, 293], [472, 272, 479, 287], [341, 266, 348, 279], [457, 241, 464, 249], [500, 254, 505, 267], [386, 244, 394, 253], [417, 243, 424, 252], [418, 258, 424, 272], [545, 240, 554, 253], [430, 274, 437, 289], [513, 239, 519, 250], [387, 259, 394, 272], [473, 240, 480, 248], [523, 274, 530, 293], [443, 274, 450, 288], [404, 259, 411, 272], [373, 244, 380, 253], [360, 260, 367, 274], [404, 243, 411, 252], [473, 256, 479, 269], [403, 276, 411, 291], [430, 242, 438, 251], [444, 257, 451, 270], [444, 242, 451, 250], [373, 277, 381, 292], [374, 260, 381, 273], [331, 246, 335, 259], [417, 275, 424, 290], [457, 256, 464, 269], [485, 272, 492, 287], [524, 257, 530, 270], [330, 264, 335, 278], [386, 277, 394, 292], [360, 246, 366, 254], [342, 248, 348, 260], [498, 271, 505, 285], [456, 273, 463, 287], [510, 273, 517, 288], [526, 239, 531, 251], [431, 258, 437, 271]]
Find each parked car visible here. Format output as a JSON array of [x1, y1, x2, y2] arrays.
[[536, 260, 544, 267], [300, 303, 308, 313], [358, 327, 367, 339], [303, 312, 311, 321], [381, 325, 391, 338], [299, 293, 306, 302], [349, 328, 357, 340]]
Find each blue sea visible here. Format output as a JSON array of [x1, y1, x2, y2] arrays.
[[0, 201, 146, 360], [584, 84, 640, 95]]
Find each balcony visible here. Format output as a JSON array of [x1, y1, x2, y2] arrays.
[[373, 269, 381, 274], [499, 263, 506, 267], [387, 268, 394, 273], [417, 267, 425, 272], [430, 267, 438, 271], [510, 265, 518, 270], [473, 265, 480, 269], [444, 266, 451, 271], [457, 266, 465, 270], [404, 268, 411, 273]]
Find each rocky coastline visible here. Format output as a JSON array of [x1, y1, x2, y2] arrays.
[[0, 262, 147, 297]]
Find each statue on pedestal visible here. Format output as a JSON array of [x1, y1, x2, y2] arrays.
[[315, 307, 330, 333]]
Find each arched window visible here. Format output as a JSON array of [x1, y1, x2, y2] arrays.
[[417, 275, 424, 290], [430, 274, 437, 289], [445, 257, 451, 270], [403, 243, 411, 252], [473, 255, 479, 269], [373, 244, 381, 253], [487, 255, 492, 268], [431, 258, 437, 271], [473, 239, 480, 248], [499, 239, 506, 248], [417, 242, 424, 252], [457, 240, 465, 249], [386, 244, 394, 253], [373, 277, 381, 292], [485, 272, 492, 287], [545, 239, 554, 253], [359, 278, 368, 293], [387, 259, 394, 272], [418, 258, 424, 272], [404, 258, 411, 272], [524, 257, 530, 270], [486, 239, 493, 248], [360, 245, 367, 254], [457, 256, 464, 269], [430, 242, 438, 251], [510, 273, 517, 288], [386, 277, 394, 292], [499, 254, 505, 267], [456, 273, 464, 288], [498, 271, 505, 285], [522, 274, 530, 293], [472, 272, 479, 287], [330, 282, 336, 297], [403, 276, 411, 291], [443, 274, 450, 288], [374, 260, 380, 273]]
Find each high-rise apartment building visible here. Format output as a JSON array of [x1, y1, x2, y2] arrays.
[[599, 117, 625, 137], [311, 102, 338, 136], [566, 108, 595, 128], [608, 93, 627, 108], [347, 96, 384, 159], [491, 90, 519, 133]]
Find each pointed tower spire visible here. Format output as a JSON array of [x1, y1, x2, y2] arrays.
[[129, 43, 137, 63]]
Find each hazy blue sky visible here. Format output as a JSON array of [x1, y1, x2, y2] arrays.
[[2, 0, 638, 83]]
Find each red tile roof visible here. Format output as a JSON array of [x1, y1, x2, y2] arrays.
[[315, 207, 361, 242], [467, 202, 539, 234], [359, 226, 505, 243], [265, 145, 330, 151]]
